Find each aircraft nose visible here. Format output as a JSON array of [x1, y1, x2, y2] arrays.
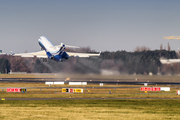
[[38, 38, 42, 42]]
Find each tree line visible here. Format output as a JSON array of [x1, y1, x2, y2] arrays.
[[0, 49, 178, 75]]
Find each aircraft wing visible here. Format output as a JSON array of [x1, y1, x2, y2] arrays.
[[13, 51, 100, 58], [67, 52, 101, 57], [13, 51, 47, 58]]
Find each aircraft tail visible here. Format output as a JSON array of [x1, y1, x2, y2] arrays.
[[57, 43, 79, 55]]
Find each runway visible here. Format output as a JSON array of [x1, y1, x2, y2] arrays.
[[1, 78, 180, 85], [1, 78, 180, 101], [2, 97, 180, 100]]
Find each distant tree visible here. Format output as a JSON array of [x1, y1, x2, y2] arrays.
[[33, 59, 51, 73], [168, 42, 171, 51], [0, 48, 178, 75], [134, 46, 150, 52], [160, 44, 163, 50], [0, 58, 11, 74], [101, 59, 116, 70], [9, 57, 31, 73]]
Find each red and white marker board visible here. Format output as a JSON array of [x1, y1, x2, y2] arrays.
[[69, 88, 74, 93], [141, 87, 161, 91], [141, 87, 170, 91], [7, 88, 21, 92]]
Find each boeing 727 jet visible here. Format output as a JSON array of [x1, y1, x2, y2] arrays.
[[13, 36, 100, 62]]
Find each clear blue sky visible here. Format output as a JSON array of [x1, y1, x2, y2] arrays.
[[1, 0, 180, 53]]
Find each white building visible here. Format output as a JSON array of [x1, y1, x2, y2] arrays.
[[0, 50, 7, 55]]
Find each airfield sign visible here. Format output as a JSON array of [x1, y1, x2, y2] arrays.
[[141, 87, 170, 91], [141, 87, 161, 91]]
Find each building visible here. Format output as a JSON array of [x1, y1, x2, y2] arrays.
[[0, 50, 7, 55], [160, 58, 180, 64]]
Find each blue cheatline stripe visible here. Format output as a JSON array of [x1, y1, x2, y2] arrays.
[[38, 42, 46, 51]]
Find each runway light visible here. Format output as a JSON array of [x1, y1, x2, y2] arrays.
[[65, 78, 70, 81], [100, 83, 103, 86], [144, 83, 148, 86]]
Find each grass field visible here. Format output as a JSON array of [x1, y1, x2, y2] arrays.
[[0, 83, 180, 119], [0, 99, 180, 120], [1, 74, 180, 119], [0, 83, 180, 98]]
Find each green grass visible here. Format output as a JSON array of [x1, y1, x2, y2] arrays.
[[0, 83, 180, 98], [1, 74, 180, 119], [0, 99, 180, 120]]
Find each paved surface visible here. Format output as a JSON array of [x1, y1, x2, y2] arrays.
[[1, 78, 180, 85]]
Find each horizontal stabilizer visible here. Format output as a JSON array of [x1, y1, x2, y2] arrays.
[[65, 45, 80, 48], [54, 43, 80, 48], [67, 52, 101, 57]]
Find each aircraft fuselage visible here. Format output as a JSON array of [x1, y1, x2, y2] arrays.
[[38, 36, 68, 62]]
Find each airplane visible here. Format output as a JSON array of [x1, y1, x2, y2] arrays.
[[13, 36, 100, 62]]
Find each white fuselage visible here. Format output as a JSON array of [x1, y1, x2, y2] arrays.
[[13, 36, 100, 62], [38, 36, 59, 53]]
